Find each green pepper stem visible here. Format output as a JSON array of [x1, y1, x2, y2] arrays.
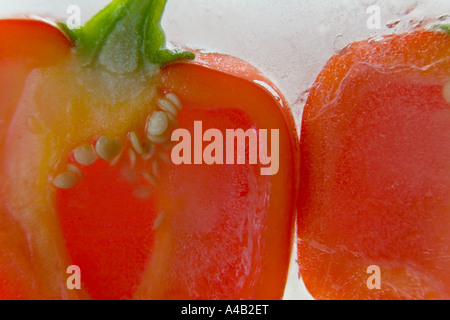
[[434, 23, 450, 35], [59, 0, 194, 74]]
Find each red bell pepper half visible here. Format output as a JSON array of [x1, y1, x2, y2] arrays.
[[298, 26, 450, 300], [0, 0, 298, 300]]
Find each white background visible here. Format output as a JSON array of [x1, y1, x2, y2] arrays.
[[0, 0, 449, 300]]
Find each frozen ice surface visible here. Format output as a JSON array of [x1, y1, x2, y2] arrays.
[[1, 0, 449, 300]]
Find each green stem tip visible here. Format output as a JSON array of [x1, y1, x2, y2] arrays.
[[434, 23, 450, 35], [59, 0, 195, 74]]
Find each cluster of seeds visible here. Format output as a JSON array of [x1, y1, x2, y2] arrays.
[[146, 93, 181, 144], [52, 93, 182, 191]]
